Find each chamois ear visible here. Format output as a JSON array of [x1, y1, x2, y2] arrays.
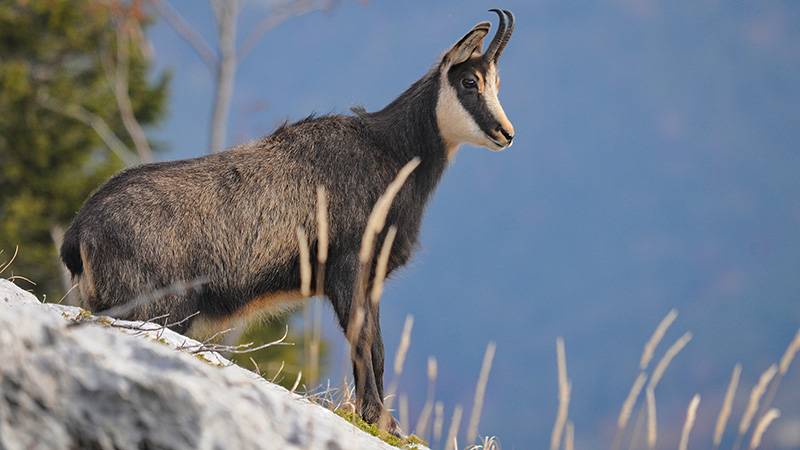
[[441, 21, 490, 68]]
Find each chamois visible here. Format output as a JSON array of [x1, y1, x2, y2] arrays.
[[60, 9, 516, 434]]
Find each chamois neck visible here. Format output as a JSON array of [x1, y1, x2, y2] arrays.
[[357, 70, 448, 193]]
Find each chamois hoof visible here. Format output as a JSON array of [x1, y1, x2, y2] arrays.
[[385, 416, 404, 438]]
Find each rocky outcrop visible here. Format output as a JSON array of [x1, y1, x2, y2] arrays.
[[0, 279, 416, 450]]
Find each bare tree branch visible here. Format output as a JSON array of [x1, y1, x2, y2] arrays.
[[149, 0, 340, 154], [208, 0, 238, 153], [177, 324, 293, 355], [238, 0, 330, 60], [147, 0, 217, 68], [111, 25, 154, 162], [36, 92, 140, 166]]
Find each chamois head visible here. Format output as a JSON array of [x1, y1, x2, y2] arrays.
[[436, 9, 516, 154]]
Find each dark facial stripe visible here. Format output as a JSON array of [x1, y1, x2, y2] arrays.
[[446, 61, 503, 140]]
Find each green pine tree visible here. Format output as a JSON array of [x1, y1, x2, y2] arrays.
[[0, 0, 169, 297]]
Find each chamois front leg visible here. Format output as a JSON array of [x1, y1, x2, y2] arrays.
[[327, 253, 400, 435]]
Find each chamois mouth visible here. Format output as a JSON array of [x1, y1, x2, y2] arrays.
[[487, 135, 511, 150]]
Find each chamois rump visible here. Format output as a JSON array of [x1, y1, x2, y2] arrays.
[[60, 10, 516, 434]]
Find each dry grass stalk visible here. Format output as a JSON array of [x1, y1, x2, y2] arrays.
[[645, 387, 657, 449], [749, 408, 780, 450], [399, 394, 410, 434], [679, 394, 701, 450], [290, 370, 302, 394], [379, 314, 414, 431], [307, 300, 322, 384], [779, 329, 800, 375], [640, 309, 678, 370], [565, 421, 575, 450], [0, 245, 19, 274], [625, 400, 647, 450], [758, 329, 800, 421], [297, 224, 314, 381], [57, 283, 80, 305], [295, 227, 312, 297], [445, 405, 464, 450], [415, 401, 434, 438], [467, 341, 497, 443], [315, 185, 329, 299], [351, 159, 419, 349], [415, 356, 439, 437], [738, 364, 777, 436], [345, 306, 365, 344], [434, 401, 445, 444], [550, 337, 571, 450], [618, 372, 647, 429], [713, 363, 742, 449], [394, 315, 414, 376], [370, 225, 397, 307], [358, 157, 420, 264], [316, 186, 329, 265], [648, 331, 692, 391]]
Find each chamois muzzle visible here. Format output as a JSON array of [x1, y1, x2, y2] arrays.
[[485, 9, 514, 62]]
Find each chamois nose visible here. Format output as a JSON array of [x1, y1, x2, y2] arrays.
[[496, 125, 514, 143]]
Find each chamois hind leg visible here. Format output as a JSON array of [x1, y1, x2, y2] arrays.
[[327, 253, 399, 434], [371, 303, 386, 401]]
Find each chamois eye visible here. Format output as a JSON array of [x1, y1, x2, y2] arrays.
[[461, 78, 477, 89]]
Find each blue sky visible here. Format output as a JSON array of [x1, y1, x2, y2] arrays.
[[147, 1, 800, 448]]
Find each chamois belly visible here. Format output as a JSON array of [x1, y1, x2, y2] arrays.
[[188, 289, 307, 339]]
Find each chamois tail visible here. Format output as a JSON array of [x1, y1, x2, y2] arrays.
[[60, 223, 83, 277]]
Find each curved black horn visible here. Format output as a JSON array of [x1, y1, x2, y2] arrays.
[[493, 9, 514, 61], [484, 9, 507, 62]]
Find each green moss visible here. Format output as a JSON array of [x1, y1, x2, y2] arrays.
[[95, 316, 112, 326], [333, 408, 427, 449], [194, 353, 218, 366], [74, 308, 93, 321]]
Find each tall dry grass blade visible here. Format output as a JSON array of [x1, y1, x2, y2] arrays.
[[640, 309, 678, 370], [370, 225, 397, 307], [618, 372, 648, 430], [415, 401, 434, 438], [290, 371, 302, 394], [565, 421, 575, 450], [550, 337, 571, 450], [648, 331, 692, 391], [358, 157, 421, 264], [295, 227, 312, 297], [316, 186, 329, 265], [380, 314, 414, 430], [345, 307, 365, 344], [779, 329, 800, 375], [645, 387, 657, 449], [713, 363, 742, 450], [445, 405, 464, 450], [394, 315, 414, 376], [57, 283, 79, 305], [758, 329, 800, 421], [351, 158, 419, 342], [738, 364, 777, 436], [415, 356, 438, 437], [315, 185, 329, 297], [749, 409, 780, 450], [467, 341, 497, 443], [434, 401, 445, 444], [679, 394, 701, 450], [298, 224, 313, 381], [308, 299, 322, 384], [612, 373, 647, 450], [399, 394, 410, 435], [0, 245, 19, 274], [626, 404, 646, 450]]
